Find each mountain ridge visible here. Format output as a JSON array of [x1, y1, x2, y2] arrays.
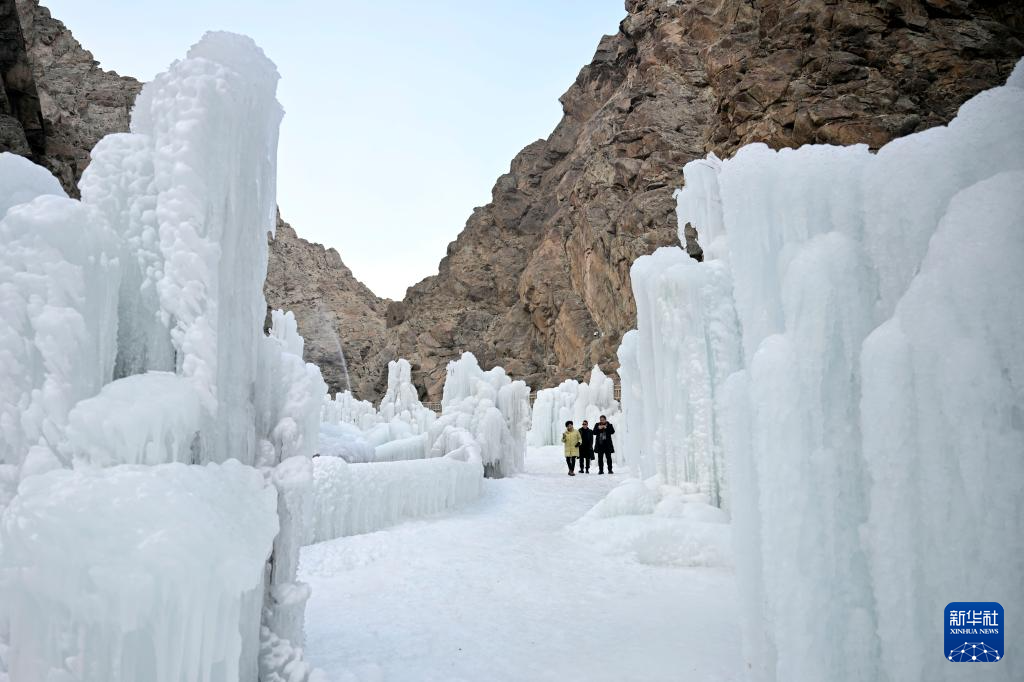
[[3, 0, 1023, 401]]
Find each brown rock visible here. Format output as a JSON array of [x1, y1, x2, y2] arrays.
[[263, 216, 394, 401]]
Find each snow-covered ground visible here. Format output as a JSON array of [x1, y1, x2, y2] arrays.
[[300, 446, 741, 681]]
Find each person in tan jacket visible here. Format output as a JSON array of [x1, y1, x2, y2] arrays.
[[561, 421, 581, 476]]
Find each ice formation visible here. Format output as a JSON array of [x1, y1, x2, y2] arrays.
[[527, 365, 620, 447], [378, 358, 435, 433], [308, 358, 488, 543], [310, 439, 484, 542], [317, 358, 438, 464], [621, 65, 1024, 681], [436, 352, 531, 478], [1, 461, 279, 682], [617, 248, 740, 507], [0, 32, 327, 681]]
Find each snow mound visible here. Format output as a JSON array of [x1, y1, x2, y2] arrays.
[[0, 152, 66, 217], [576, 478, 732, 569], [584, 478, 657, 518]]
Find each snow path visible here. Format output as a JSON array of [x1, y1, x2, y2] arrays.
[[300, 447, 742, 681]]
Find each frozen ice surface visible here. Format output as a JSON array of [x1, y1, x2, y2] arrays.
[[0, 460, 278, 682], [372, 434, 428, 462], [578, 475, 733, 569], [527, 365, 620, 447], [266, 456, 315, 650], [620, 62, 1024, 681]]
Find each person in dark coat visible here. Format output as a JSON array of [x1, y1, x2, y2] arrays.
[[578, 420, 594, 473], [594, 415, 615, 474]]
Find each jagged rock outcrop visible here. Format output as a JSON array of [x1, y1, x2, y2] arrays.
[[387, 0, 1024, 400], [8, 0, 141, 194], [4, 0, 1023, 402], [264, 216, 393, 400]]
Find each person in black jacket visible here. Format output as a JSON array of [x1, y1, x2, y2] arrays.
[[578, 420, 594, 473], [594, 415, 615, 474]]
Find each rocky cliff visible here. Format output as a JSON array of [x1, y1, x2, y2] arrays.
[[4, 0, 1023, 402], [6, 0, 140, 194], [264, 216, 393, 400], [387, 0, 1024, 399]]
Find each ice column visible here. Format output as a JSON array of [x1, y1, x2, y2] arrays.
[[624, 247, 741, 507], [130, 32, 284, 465], [0, 156, 121, 469]]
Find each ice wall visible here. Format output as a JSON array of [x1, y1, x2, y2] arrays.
[[436, 352, 530, 478], [527, 366, 621, 447], [310, 434, 484, 542], [622, 66, 1024, 681]]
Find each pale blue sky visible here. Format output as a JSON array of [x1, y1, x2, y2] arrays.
[[45, 1, 626, 299]]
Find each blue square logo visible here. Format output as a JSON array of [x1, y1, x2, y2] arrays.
[[945, 602, 1004, 662]]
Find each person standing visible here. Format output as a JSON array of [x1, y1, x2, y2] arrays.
[[561, 420, 581, 476], [594, 415, 615, 474], [578, 420, 594, 473]]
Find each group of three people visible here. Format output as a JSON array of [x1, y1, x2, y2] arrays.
[[561, 416, 615, 476]]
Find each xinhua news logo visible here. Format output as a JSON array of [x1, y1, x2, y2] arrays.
[[945, 602, 1004, 663]]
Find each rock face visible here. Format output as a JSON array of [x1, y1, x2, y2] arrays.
[[387, 0, 1024, 399], [0, 0, 44, 159], [7, 0, 141, 194], [263, 216, 393, 401], [3, 0, 1023, 402]]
